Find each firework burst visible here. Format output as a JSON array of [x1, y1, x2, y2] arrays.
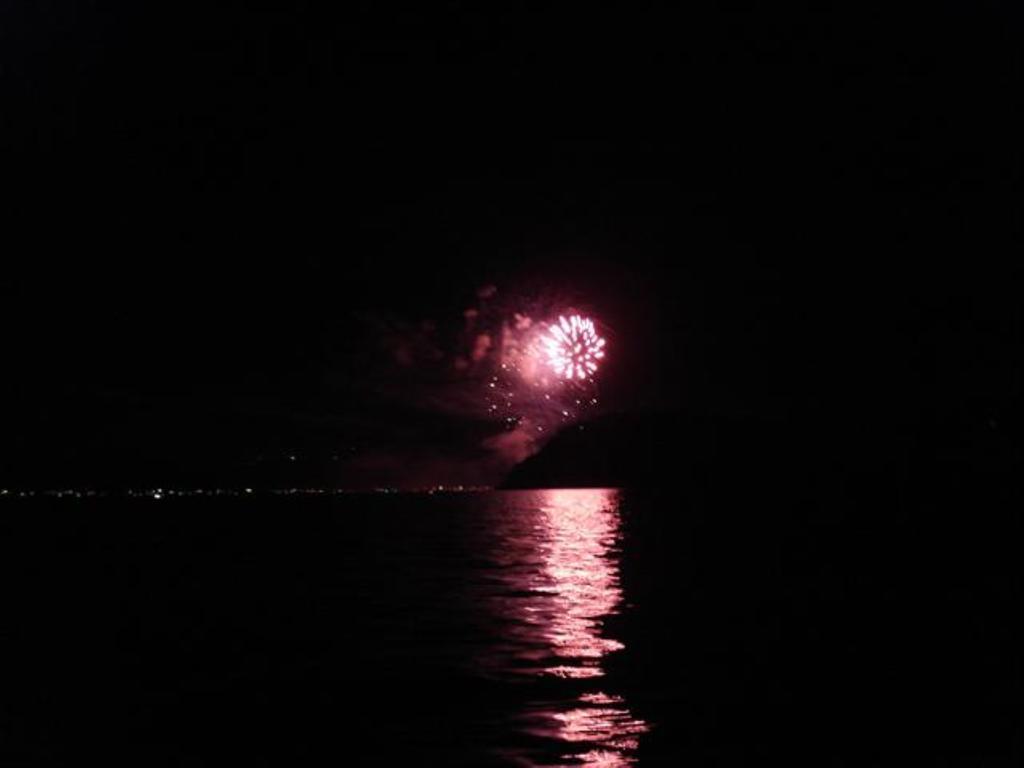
[[542, 315, 606, 381]]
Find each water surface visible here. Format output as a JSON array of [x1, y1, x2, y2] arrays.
[[2, 484, 1015, 765], [2, 489, 649, 766]]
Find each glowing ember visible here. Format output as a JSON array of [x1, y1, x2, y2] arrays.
[[542, 315, 606, 381]]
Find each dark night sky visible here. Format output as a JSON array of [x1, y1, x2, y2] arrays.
[[1, 2, 1019, 487]]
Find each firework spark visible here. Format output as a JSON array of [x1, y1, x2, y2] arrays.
[[542, 315, 606, 381]]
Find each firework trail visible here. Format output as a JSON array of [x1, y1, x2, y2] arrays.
[[349, 288, 611, 487], [482, 305, 608, 444]]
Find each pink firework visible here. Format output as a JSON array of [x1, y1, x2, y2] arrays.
[[542, 315, 606, 381]]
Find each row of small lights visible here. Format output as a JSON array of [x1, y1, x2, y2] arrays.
[[0, 486, 492, 499], [0, 488, 255, 499]]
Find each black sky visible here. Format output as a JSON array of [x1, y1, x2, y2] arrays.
[[2, 2, 1019, 487]]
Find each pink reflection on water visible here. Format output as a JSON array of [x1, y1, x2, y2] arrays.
[[484, 489, 649, 766], [537, 489, 625, 666]]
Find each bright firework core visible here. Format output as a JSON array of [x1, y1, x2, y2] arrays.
[[542, 315, 606, 381]]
